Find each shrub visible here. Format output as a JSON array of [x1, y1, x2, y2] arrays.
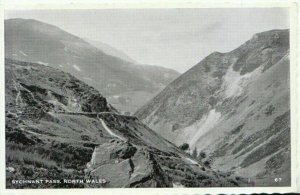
[[81, 135, 90, 141], [204, 160, 211, 167], [265, 105, 275, 116], [179, 143, 189, 151], [199, 151, 206, 159]]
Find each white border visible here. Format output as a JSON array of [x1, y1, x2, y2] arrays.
[[0, 0, 299, 194]]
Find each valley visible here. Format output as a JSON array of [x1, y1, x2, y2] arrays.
[[5, 18, 180, 114]]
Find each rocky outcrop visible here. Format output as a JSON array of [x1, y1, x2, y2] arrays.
[[86, 140, 171, 187], [6, 58, 112, 115]]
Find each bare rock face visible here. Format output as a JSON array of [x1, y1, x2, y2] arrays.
[[81, 93, 109, 113], [86, 141, 171, 187]]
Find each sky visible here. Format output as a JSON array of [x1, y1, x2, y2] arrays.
[[5, 8, 289, 73]]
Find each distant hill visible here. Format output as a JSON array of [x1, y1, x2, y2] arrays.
[[5, 18, 180, 113], [84, 38, 137, 64], [135, 29, 291, 186]]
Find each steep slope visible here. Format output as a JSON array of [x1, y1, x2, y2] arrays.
[[5, 18, 179, 113], [5, 59, 246, 188], [135, 29, 290, 186], [85, 38, 137, 64]]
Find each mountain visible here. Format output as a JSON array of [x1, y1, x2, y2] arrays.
[[84, 38, 137, 64], [135, 29, 290, 186], [5, 18, 179, 114], [5, 59, 248, 188]]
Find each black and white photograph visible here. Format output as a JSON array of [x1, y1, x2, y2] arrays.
[[2, 2, 298, 192]]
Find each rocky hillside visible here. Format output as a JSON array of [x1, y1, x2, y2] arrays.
[[135, 29, 290, 186], [5, 18, 179, 113], [5, 59, 248, 188]]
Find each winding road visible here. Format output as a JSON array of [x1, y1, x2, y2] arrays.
[[99, 118, 127, 141]]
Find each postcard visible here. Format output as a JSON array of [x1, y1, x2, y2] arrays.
[[1, 0, 299, 194]]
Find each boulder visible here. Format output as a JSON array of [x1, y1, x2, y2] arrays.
[[87, 141, 172, 187]]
